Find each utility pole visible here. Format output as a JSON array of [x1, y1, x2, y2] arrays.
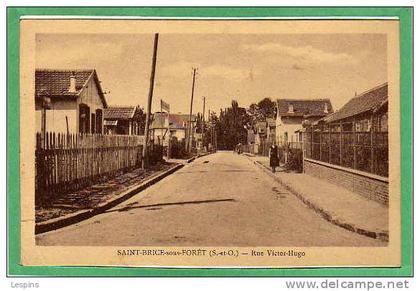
[[40, 95, 51, 148], [186, 67, 197, 153], [201, 96, 206, 150], [215, 127, 218, 151], [212, 125, 215, 151], [142, 33, 159, 169], [167, 109, 171, 159], [160, 99, 163, 146]]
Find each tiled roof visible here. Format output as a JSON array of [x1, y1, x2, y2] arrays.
[[35, 69, 107, 107], [151, 112, 196, 129], [35, 69, 93, 96], [325, 83, 388, 123], [276, 98, 333, 117], [104, 107, 136, 120]]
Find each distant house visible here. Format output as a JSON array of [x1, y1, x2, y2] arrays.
[[266, 118, 276, 144], [150, 113, 197, 145], [275, 99, 333, 144], [104, 106, 144, 135], [246, 128, 255, 145], [254, 121, 267, 146], [35, 69, 107, 134], [303, 83, 389, 204]]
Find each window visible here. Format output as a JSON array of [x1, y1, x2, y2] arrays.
[[379, 112, 388, 132], [79, 103, 90, 133], [355, 119, 370, 132], [91, 113, 96, 134], [342, 122, 353, 132], [95, 109, 103, 134]]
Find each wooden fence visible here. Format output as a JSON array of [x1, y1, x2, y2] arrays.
[[35, 132, 145, 206]]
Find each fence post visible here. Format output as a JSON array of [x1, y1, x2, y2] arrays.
[[311, 127, 314, 159], [328, 125, 331, 163], [35, 133, 44, 206], [35, 133, 149, 208], [353, 117, 357, 169], [319, 125, 322, 160], [370, 114, 375, 174], [339, 121, 342, 166]]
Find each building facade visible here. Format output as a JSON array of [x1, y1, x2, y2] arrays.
[[104, 106, 144, 135], [275, 99, 333, 145], [150, 113, 197, 145], [303, 83, 389, 204], [35, 69, 107, 134], [266, 118, 276, 144]]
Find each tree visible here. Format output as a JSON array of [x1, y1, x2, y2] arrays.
[[257, 97, 276, 119], [247, 102, 263, 124], [247, 97, 276, 125], [133, 105, 146, 135], [203, 111, 218, 149], [215, 100, 251, 150]]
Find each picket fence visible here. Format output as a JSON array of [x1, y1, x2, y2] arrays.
[[35, 132, 145, 205]]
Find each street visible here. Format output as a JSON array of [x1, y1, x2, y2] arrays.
[[36, 151, 384, 246]]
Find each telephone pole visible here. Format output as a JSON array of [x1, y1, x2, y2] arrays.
[[214, 125, 218, 151], [201, 96, 206, 149], [186, 67, 197, 153], [142, 33, 159, 169]]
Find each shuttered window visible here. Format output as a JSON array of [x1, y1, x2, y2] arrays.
[[79, 103, 90, 133], [96, 109, 103, 134]]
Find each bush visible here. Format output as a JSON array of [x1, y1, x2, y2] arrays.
[[170, 138, 188, 159], [148, 144, 164, 165], [285, 148, 303, 172]]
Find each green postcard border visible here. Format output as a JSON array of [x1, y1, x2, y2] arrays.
[[6, 6, 413, 277]]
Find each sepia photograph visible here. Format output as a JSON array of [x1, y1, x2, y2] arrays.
[[18, 18, 401, 268]]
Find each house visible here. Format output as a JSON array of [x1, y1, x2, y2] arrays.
[[303, 83, 388, 204], [251, 121, 269, 155], [150, 113, 197, 145], [246, 128, 255, 145], [35, 69, 107, 134], [275, 98, 333, 145], [104, 106, 144, 135], [254, 121, 267, 145], [266, 118, 276, 144]]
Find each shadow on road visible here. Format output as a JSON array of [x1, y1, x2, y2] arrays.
[[106, 198, 236, 213], [175, 170, 254, 174]]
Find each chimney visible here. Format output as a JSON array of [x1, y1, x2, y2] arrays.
[[324, 102, 329, 114], [288, 103, 294, 113], [69, 72, 76, 93]]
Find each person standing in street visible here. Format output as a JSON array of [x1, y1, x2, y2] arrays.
[[269, 143, 279, 173]]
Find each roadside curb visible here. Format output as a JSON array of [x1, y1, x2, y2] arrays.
[[186, 152, 212, 163], [186, 156, 196, 163], [251, 159, 389, 242], [35, 163, 184, 234]]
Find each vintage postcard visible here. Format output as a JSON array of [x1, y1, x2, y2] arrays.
[[19, 18, 401, 268]]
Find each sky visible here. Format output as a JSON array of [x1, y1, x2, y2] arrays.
[[36, 33, 387, 115]]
